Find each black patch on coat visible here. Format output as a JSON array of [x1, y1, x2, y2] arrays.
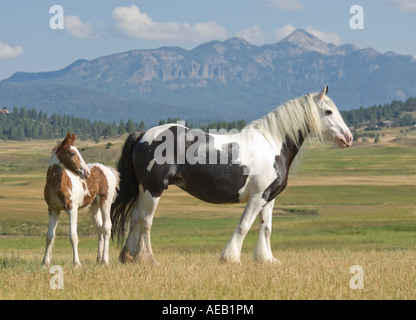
[[132, 125, 248, 203], [262, 133, 304, 202]]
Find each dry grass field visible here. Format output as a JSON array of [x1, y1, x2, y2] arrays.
[[1, 128, 416, 300], [2, 248, 415, 300]]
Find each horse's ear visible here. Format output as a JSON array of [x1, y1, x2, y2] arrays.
[[71, 134, 76, 143], [317, 86, 328, 101]]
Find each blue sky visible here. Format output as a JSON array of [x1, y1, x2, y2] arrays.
[[0, 0, 416, 80]]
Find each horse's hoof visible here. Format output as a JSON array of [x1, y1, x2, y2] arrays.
[[253, 256, 281, 264], [97, 260, 109, 266], [119, 252, 134, 264], [219, 255, 241, 265]]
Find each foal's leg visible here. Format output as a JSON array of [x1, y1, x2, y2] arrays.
[[99, 199, 112, 265], [254, 199, 280, 263], [89, 202, 104, 263], [67, 207, 81, 267], [220, 195, 266, 264], [135, 190, 160, 263], [41, 209, 59, 267]]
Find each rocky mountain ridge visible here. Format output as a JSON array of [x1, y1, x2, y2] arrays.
[[2, 29, 416, 125]]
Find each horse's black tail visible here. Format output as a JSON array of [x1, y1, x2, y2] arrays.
[[111, 131, 145, 246]]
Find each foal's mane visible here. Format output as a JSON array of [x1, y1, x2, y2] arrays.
[[244, 93, 326, 149]]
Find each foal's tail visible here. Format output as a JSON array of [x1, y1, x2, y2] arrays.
[[111, 131, 145, 245]]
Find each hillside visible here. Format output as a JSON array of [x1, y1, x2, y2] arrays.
[[1, 29, 416, 125]]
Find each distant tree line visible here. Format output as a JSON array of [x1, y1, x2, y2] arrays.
[[341, 96, 416, 128], [197, 119, 247, 132], [0, 106, 145, 141], [2, 96, 415, 141], [0, 107, 247, 141]]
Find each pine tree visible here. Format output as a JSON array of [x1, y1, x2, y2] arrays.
[[126, 119, 136, 133], [118, 119, 126, 134]]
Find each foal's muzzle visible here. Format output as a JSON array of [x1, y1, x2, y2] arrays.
[[79, 167, 91, 179]]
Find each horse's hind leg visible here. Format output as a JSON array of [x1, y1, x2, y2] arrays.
[[42, 209, 59, 267], [135, 189, 160, 263], [254, 199, 280, 263], [120, 186, 160, 264], [120, 186, 144, 263]]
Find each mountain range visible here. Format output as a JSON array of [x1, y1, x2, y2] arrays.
[[1, 29, 416, 125]]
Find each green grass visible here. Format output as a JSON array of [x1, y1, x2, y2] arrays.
[[282, 184, 416, 206], [298, 143, 416, 176]]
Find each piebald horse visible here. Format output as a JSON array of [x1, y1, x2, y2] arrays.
[[111, 87, 352, 264], [42, 133, 119, 267]]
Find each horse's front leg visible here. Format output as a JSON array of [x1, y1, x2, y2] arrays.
[[220, 194, 266, 264], [67, 207, 81, 268], [41, 208, 60, 267], [254, 199, 280, 263]]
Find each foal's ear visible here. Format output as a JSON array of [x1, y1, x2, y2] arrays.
[[71, 134, 76, 143], [60, 132, 72, 149], [316, 86, 328, 101], [62, 132, 71, 144]]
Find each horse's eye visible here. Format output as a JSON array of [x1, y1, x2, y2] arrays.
[[69, 152, 76, 157], [325, 110, 333, 116]]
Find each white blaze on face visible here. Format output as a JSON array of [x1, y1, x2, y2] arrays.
[[70, 146, 91, 178], [319, 99, 353, 149]]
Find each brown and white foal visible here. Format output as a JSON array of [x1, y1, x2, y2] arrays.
[[42, 133, 119, 267]]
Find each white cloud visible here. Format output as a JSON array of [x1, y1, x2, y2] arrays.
[[64, 15, 98, 39], [0, 41, 24, 59], [305, 27, 341, 45], [235, 26, 265, 45], [274, 23, 296, 41], [112, 5, 228, 42], [263, 0, 304, 11], [388, 0, 416, 13]]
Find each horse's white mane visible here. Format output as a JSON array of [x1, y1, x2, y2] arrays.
[[243, 92, 334, 148]]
